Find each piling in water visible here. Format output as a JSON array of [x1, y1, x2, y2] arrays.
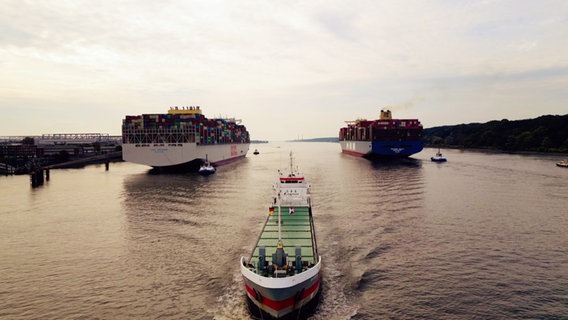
[[30, 168, 45, 188]]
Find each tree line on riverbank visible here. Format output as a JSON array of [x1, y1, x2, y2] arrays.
[[423, 114, 568, 153]]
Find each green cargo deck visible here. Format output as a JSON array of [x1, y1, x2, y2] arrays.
[[249, 206, 317, 267]]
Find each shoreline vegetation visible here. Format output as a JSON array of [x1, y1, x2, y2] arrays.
[[423, 114, 568, 154]]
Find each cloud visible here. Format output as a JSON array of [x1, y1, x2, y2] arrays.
[[1, 0, 567, 139]]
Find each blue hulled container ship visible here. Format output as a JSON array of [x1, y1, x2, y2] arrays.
[[339, 109, 423, 158]]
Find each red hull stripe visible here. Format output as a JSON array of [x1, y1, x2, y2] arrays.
[[245, 277, 321, 312], [279, 177, 305, 181], [341, 149, 366, 157]]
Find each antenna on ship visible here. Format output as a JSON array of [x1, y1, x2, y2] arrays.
[[278, 205, 282, 242], [289, 151, 293, 175]]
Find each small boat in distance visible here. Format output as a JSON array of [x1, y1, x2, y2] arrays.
[[198, 155, 216, 175], [431, 148, 447, 162], [556, 159, 568, 168], [241, 152, 322, 319], [198, 161, 215, 175], [253, 149, 260, 155]]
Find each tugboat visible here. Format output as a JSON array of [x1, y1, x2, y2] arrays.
[[556, 159, 568, 168], [253, 149, 260, 155], [198, 155, 216, 175], [198, 161, 215, 175], [431, 148, 447, 162], [241, 152, 322, 319]]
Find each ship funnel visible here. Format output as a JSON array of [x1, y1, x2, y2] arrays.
[[380, 109, 392, 120]]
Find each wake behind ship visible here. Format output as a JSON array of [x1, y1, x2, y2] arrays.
[[122, 106, 250, 170], [339, 109, 424, 158], [241, 153, 322, 319]]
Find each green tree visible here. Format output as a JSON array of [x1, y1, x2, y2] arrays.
[[431, 136, 443, 145], [444, 136, 455, 145], [562, 137, 568, 149], [21, 137, 35, 145], [540, 137, 552, 151], [518, 131, 537, 149]]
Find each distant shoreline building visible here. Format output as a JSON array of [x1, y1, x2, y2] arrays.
[[1, 133, 122, 174]]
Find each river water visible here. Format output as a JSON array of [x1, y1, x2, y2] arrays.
[[1, 142, 567, 319]]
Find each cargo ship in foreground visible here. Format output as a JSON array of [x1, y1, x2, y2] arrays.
[[241, 153, 322, 319], [339, 109, 423, 158], [122, 106, 250, 170]]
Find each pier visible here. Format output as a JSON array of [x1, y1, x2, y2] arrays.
[[1, 133, 122, 175], [44, 151, 121, 169], [1, 163, 16, 175], [26, 151, 121, 188]]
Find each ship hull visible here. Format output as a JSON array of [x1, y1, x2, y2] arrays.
[[340, 140, 423, 158], [122, 142, 249, 168], [241, 257, 322, 319], [245, 289, 322, 320]]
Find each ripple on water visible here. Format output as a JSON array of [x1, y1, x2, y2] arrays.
[[2, 144, 567, 319]]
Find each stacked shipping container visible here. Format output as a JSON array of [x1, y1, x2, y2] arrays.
[[122, 111, 250, 145], [339, 119, 423, 142]]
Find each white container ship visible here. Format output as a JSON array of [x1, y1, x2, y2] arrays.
[[122, 106, 250, 170]]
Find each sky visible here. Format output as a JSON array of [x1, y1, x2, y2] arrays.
[[1, 0, 567, 141]]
